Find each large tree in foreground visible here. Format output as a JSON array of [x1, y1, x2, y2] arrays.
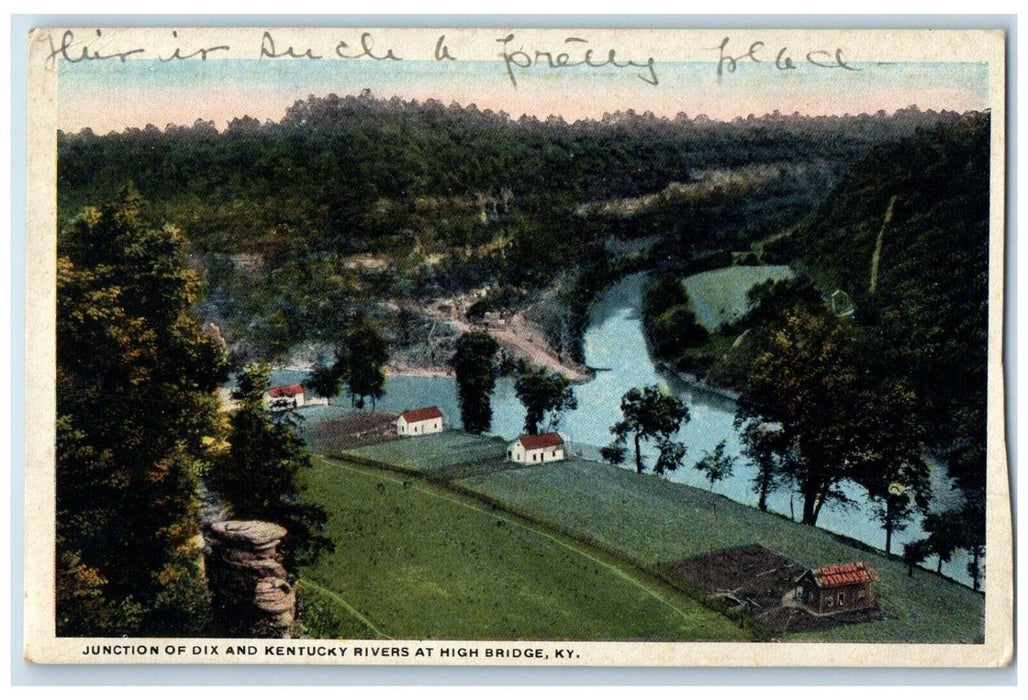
[[452, 332, 499, 434], [344, 315, 389, 409], [209, 362, 332, 570], [514, 366, 578, 435], [603, 385, 689, 475], [56, 186, 227, 636], [736, 292, 929, 529], [736, 302, 864, 527]]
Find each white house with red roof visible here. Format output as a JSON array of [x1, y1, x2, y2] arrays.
[[508, 432, 565, 464], [794, 562, 879, 615], [265, 384, 306, 411], [396, 407, 445, 436]]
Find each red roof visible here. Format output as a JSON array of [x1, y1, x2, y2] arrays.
[[399, 406, 443, 423], [268, 384, 304, 398], [516, 433, 564, 450], [813, 562, 877, 588]]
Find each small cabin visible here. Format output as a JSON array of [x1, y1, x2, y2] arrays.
[[396, 407, 444, 436], [508, 433, 565, 464], [794, 562, 879, 615], [265, 384, 305, 412]]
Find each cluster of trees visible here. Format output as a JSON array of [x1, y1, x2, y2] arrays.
[[734, 276, 984, 587], [601, 386, 690, 476], [766, 113, 990, 496], [206, 363, 332, 571], [631, 113, 990, 586], [452, 333, 578, 437], [642, 274, 709, 363], [56, 187, 227, 636], [57, 96, 968, 365], [733, 280, 928, 538], [304, 316, 389, 409], [56, 188, 330, 636]]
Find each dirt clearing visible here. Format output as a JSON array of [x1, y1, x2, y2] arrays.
[[670, 544, 884, 636], [304, 411, 400, 454]]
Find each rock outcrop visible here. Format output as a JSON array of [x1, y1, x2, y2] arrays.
[[204, 520, 296, 638]]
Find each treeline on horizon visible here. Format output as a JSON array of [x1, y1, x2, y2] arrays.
[[56, 95, 975, 246], [56, 92, 973, 362], [58, 93, 968, 235]]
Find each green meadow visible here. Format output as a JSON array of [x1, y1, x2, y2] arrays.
[[300, 433, 983, 643], [299, 455, 749, 641], [683, 265, 795, 330]]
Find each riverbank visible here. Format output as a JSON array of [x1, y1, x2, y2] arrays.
[[268, 269, 978, 590], [656, 361, 741, 402], [417, 304, 592, 382]]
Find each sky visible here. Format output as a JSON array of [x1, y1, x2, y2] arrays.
[[56, 55, 990, 133]]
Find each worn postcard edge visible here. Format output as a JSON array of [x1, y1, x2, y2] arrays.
[[21, 25, 1013, 667]]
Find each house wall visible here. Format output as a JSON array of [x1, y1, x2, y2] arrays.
[[525, 446, 564, 463], [398, 417, 443, 436], [799, 580, 872, 614]]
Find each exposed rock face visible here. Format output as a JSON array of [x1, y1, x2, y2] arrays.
[[204, 520, 296, 638]]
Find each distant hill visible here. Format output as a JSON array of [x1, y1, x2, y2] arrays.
[[57, 95, 967, 363]]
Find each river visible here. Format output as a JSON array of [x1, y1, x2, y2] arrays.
[[273, 273, 975, 587]]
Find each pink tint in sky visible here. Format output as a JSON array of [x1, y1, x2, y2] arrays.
[[56, 58, 990, 133]]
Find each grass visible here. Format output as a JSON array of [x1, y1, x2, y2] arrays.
[[683, 265, 795, 330], [456, 458, 985, 643], [298, 455, 750, 641]]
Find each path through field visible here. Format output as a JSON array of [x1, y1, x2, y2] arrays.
[[299, 456, 749, 641]]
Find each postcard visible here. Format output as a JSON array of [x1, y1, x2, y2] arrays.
[[23, 25, 1011, 666]]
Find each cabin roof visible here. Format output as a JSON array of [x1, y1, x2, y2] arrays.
[[399, 406, 443, 423], [810, 562, 877, 588], [515, 432, 564, 450], [267, 384, 304, 398]]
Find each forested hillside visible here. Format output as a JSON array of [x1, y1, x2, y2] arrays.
[[57, 95, 963, 363], [635, 113, 990, 584], [767, 112, 990, 494]]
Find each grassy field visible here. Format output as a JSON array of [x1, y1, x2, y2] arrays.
[[299, 455, 750, 641], [307, 433, 984, 643], [683, 265, 795, 330], [456, 458, 984, 643]]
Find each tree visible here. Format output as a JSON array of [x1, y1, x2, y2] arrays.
[[605, 385, 689, 475], [737, 420, 790, 511], [514, 366, 578, 434], [694, 440, 737, 491], [902, 539, 930, 577], [56, 186, 227, 636], [851, 381, 929, 555], [343, 316, 388, 409], [599, 442, 627, 466], [452, 332, 499, 434], [654, 439, 687, 477], [958, 492, 986, 591], [209, 362, 332, 570], [735, 301, 865, 526], [921, 511, 962, 576], [304, 357, 346, 400]]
